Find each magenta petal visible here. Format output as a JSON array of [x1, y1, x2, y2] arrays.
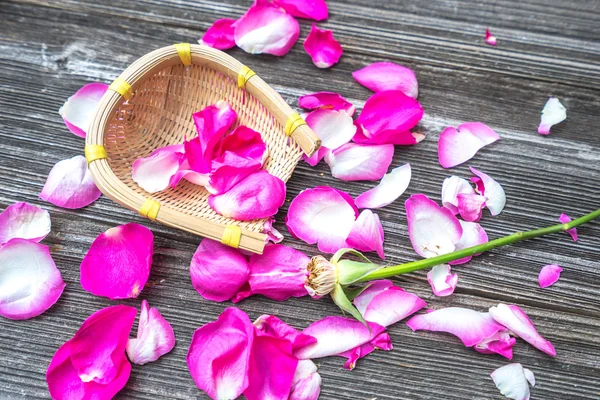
[[355, 283, 427, 327], [353, 280, 395, 315], [187, 308, 254, 400], [290, 360, 321, 400], [485, 28, 497, 46], [59, 83, 109, 138], [273, 0, 328, 21], [559, 213, 578, 241], [200, 18, 236, 50], [538, 264, 563, 288], [234, 1, 300, 56], [80, 223, 153, 300], [208, 170, 286, 220], [132, 146, 184, 193], [254, 315, 317, 352], [427, 265, 458, 297], [449, 220, 489, 265], [40, 155, 102, 209], [302, 146, 330, 167], [469, 167, 506, 215], [538, 97, 566, 135], [263, 218, 285, 244], [441, 176, 475, 214], [438, 122, 500, 168], [298, 91, 356, 116], [0, 202, 51, 245], [325, 142, 394, 181], [208, 151, 263, 195], [304, 24, 343, 68], [355, 163, 411, 209], [457, 193, 487, 222], [0, 239, 65, 320], [474, 330, 516, 360], [346, 209, 385, 259], [126, 300, 175, 365], [306, 109, 356, 150], [353, 62, 419, 98]]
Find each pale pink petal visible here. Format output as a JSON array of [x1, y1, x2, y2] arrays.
[[302, 146, 330, 167], [304, 24, 343, 68], [474, 330, 516, 359], [298, 91, 355, 116], [355, 163, 411, 209], [208, 152, 262, 195], [559, 213, 578, 241], [407, 308, 505, 347], [441, 176, 475, 214], [0, 239, 65, 320], [132, 147, 184, 193], [438, 122, 500, 168], [325, 142, 394, 181], [305, 109, 356, 150], [189, 239, 249, 302], [345, 209, 385, 259], [80, 223, 153, 300], [126, 300, 175, 365], [469, 167, 506, 215], [485, 28, 497, 46], [538, 264, 563, 288], [40, 155, 102, 209], [263, 218, 285, 244], [427, 265, 458, 297], [0, 202, 51, 245], [352, 62, 419, 98], [208, 170, 286, 220], [186, 308, 254, 400], [353, 280, 395, 316], [450, 220, 489, 265], [254, 315, 317, 352], [457, 193, 487, 222], [489, 304, 556, 356], [405, 194, 463, 258], [538, 97, 566, 135], [59, 83, 109, 138], [199, 18, 236, 50], [273, 0, 328, 21], [290, 360, 321, 400], [234, 1, 300, 56], [286, 186, 358, 253], [491, 363, 535, 400], [356, 283, 426, 327]]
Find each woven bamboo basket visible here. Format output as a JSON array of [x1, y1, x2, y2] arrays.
[[85, 43, 320, 254]]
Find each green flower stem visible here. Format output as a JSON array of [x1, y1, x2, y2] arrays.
[[358, 207, 600, 282]]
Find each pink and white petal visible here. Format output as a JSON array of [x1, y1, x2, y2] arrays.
[[405, 194, 463, 258], [427, 265, 458, 297], [305, 109, 356, 150], [485, 28, 497, 46], [474, 330, 516, 360], [360, 286, 427, 327], [208, 170, 286, 221], [286, 186, 358, 254], [559, 213, 578, 241], [457, 193, 487, 222], [352, 280, 395, 316], [254, 315, 317, 352], [406, 308, 505, 347], [355, 163, 411, 209], [304, 24, 343, 68], [491, 363, 535, 400], [538, 97, 566, 135], [126, 300, 175, 365], [489, 304, 556, 356], [353, 124, 420, 146], [59, 83, 109, 138], [199, 18, 236, 50], [538, 264, 563, 288], [273, 0, 328, 21], [207, 151, 262, 195], [302, 146, 330, 167], [289, 360, 321, 400], [469, 167, 506, 215], [345, 209, 385, 259], [190, 239, 249, 302], [80, 223, 153, 300], [325, 143, 394, 181], [352, 62, 419, 98], [449, 220, 489, 265], [438, 122, 500, 168], [262, 218, 285, 244], [40, 155, 102, 209], [0, 239, 65, 320], [339, 332, 393, 370], [132, 148, 184, 193], [441, 176, 475, 214], [234, 1, 300, 56], [186, 308, 254, 400], [0, 202, 51, 245], [298, 91, 355, 116]]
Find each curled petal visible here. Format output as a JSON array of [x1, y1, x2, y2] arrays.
[[345, 209, 385, 259], [559, 213, 578, 241], [325, 142, 394, 181], [352, 62, 419, 98], [469, 167, 506, 215], [338, 332, 392, 370], [474, 330, 516, 360], [208, 152, 262, 195], [406, 194, 463, 258], [80, 223, 153, 300], [485, 28, 497, 46], [441, 176, 475, 214], [199, 18, 236, 50], [305, 109, 356, 150], [0, 239, 65, 320], [40, 155, 102, 209], [538, 97, 566, 135], [457, 193, 487, 222], [298, 91, 355, 116], [290, 360, 321, 400], [304, 24, 343, 68], [263, 218, 285, 244], [538, 264, 563, 288], [438, 122, 500, 168], [254, 315, 317, 352], [190, 239, 249, 302], [273, 0, 328, 21], [450, 220, 489, 265], [427, 265, 458, 297], [354, 281, 426, 327], [489, 304, 556, 356], [126, 300, 175, 365], [356, 163, 411, 209], [0, 202, 51, 245], [491, 363, 535, 400], [132, 146, 184, 193], [59, 83, 109, 138], [286, 186, 358, 253], [302, 146, 330, 167]]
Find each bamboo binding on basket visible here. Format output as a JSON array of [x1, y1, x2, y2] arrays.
[[86, 44, 321, 254]]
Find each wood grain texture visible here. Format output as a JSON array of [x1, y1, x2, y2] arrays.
[[1, 0, 599, 399]]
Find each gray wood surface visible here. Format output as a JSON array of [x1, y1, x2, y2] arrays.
[[1, 0, 599, 399]]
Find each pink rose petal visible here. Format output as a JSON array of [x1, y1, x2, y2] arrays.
[[449, 220, 489, 265], [305, 109, 356, 150], [263, 218, 285, 244], [345, 209, 385, 259], [427, 265, 458, 297], [302, 146, 330, 167], [325, 142, 394, 181], [80, 223, 153, 300], [438, 122, 500, 168], [286, 186, 358, 253], [40, 155, 102, 209], [485, 28, 497, 46], [59, 83, 109, 138], [132, 146, 185, 193], [298, 91, 356, 116], [441, 176, 475, 214], [290, 360, 321, 400], [457, 192, 487, 222], [199, 18, 236, 50], [304, 24, 343, 68], [126, 300, 175, 365], [353, 280, 395, 314], [208, 152, 263, 195], [234, 1, 300, 56], [538, 97, 566, 135], [491, 363, 536, 400], [254, 315, 317, 352], [0, 239, 65, 320], [273, 0, 328, 21], [405, 194, 463, 258], [559, 213, 578, 241], [355, 163, 411, 209], [470, 166, 506, 216], [0, 202, 51, 245], [474, 330, 516, 360], [338, 331, 392, 370], [538, 264, 563, 288], [489, 304, 556, 356], [353, 62, 419, 98]]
